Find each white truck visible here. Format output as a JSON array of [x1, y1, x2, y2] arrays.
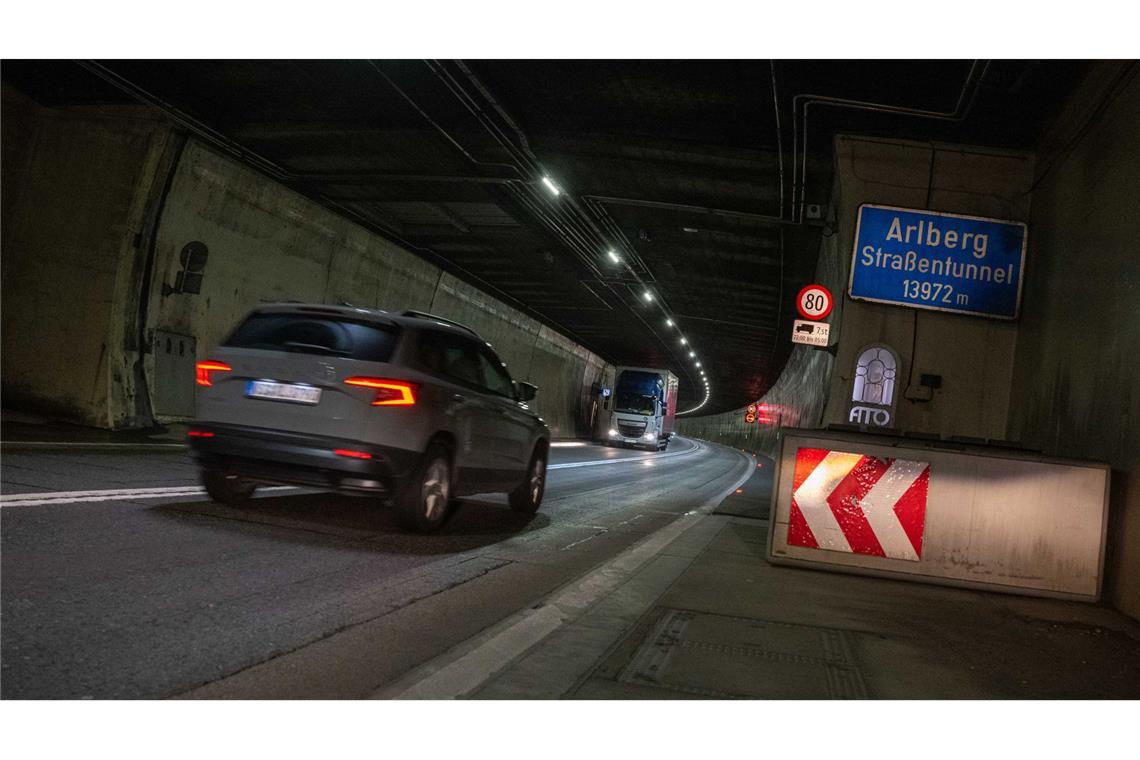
[[603, 366, 679, 451]]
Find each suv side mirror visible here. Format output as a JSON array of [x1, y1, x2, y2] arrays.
[[514, 381, 538, 402]]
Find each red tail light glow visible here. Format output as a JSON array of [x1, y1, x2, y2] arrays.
[[187, 430, 215, 438], [334, 448, 373, 460], [195, 360, 232, 387], [343, 377, 417, 406]]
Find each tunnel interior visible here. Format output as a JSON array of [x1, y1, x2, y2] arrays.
[[6, 56, 1140, 679]]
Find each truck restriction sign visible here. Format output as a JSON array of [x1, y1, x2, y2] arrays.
[[791, 320, 830, 347], [746, 403, 757, 414], [796, 284, 833, 320]]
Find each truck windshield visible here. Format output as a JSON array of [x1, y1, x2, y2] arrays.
[[615, 370, 662, 415]]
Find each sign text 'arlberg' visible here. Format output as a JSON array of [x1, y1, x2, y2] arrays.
[[849, 204, 1027, 319]]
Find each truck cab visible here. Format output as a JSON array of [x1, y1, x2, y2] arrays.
[[603, 366, 679, 450]]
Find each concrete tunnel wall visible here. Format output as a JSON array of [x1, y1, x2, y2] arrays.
[[0, 89, 615, 438], [1004, 64, 1140, 620]]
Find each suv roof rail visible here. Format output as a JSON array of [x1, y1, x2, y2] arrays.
[[399, 310, 479, 337]]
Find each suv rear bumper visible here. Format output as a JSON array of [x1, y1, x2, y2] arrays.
[[187, 422, 421, 496]]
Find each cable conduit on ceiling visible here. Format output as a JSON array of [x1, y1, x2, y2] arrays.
[[770, 60, 786, 220], [498, 170, 704, 395], [368, 60, 524, 179], [427, 62, 701, 384], [379, 60, 611, 282], [415, 63, 613, 278], [582, 195, 791, 225], [77, 60, 297, 183], [789, 59, 990, 223], [429, 60, 659, 284]]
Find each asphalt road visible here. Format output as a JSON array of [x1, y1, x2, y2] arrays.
[[1, 436, 751, 699]]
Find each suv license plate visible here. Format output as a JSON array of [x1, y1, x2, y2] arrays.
[[246, 380, 322, 405]]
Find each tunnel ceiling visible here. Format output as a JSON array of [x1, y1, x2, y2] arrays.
[[2, 60, 1088, 414]]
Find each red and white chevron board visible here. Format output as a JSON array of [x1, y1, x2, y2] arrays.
[[788, 447, 930, 561]]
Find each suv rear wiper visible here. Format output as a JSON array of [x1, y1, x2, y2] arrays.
[[281, 341, 351, 356]]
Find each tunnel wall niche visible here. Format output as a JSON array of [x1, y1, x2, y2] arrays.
[[685, 135, 1036, 451], [0, 83, 177, 428], [146, 140, 611, 438], [822, 135, 1033, 440]]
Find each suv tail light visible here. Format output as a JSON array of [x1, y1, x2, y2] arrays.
[[334, 448, 373, 459], [195, 360, 232, 387], [343, 377, 417, 406]]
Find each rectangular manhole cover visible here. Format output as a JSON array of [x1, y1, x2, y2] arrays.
[[617, 608, 867, 699]]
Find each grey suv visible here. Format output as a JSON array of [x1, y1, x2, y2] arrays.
[[188, 304, 551, 532]]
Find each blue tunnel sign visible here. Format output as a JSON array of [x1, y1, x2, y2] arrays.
[[849, 204, 1028, 319]]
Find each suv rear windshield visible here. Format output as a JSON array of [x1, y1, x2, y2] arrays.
[[224, 313, 400, 363]]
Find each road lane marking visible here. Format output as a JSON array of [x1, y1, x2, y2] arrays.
[[0, 442, 188, 450], [559, 530, 608, 551], [384, 445, 755, 699], [0, 485, 296, 507], [547, 440, 702, 470], [0, 438, 701, 507]]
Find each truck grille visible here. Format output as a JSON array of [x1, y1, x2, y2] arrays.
[[618, 421, 647, 437]]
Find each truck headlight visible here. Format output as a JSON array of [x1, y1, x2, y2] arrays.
[[608, 429, 619, 438], [642, 432, 655, 441]]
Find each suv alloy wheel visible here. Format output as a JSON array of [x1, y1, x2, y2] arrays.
[[397, 443, 453, 533]]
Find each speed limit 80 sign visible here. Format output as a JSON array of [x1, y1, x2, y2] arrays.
[[796, 284, 833, 320]]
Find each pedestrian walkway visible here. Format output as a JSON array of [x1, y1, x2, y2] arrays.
[[397, 454, 1140, 699]]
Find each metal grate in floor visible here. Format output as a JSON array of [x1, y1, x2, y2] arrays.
[[616, 608, 868, 699]]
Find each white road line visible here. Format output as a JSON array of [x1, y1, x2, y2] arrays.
[[547, 441, 701, 470], [0, 439, 700, 507], [8, 485, 217, 499], [0, 442, 188, 450], [386, 447, 755, 699], [0, 485, 296, 507]]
